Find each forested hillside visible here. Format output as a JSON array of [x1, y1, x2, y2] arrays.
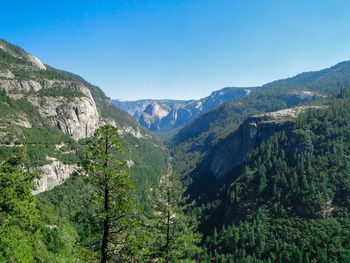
[[168, 62, 350, 262], [199, 89, 350, 262], [170, 61, 350, 183]]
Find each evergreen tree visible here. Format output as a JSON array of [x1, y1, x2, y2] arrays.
[[0, 152, 40, 262], [84, 125, 138, 262], [148, 161, 202, 262]]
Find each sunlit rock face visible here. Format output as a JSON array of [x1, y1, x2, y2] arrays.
[[33, 158, 77, 194], [0, 77, 100, 140], [26, 81, 100, 140]]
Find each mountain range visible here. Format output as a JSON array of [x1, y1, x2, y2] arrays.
[[113, 87, 252, 132]]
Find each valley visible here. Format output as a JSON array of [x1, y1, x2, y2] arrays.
[[0, 38, 350, 262]]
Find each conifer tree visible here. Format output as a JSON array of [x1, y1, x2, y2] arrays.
[[148, 161, 201, 262], [0, 152, 40, 262], [84, 125, 137, 262]]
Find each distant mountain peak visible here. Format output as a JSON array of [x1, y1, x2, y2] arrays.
[[113, 87, 252, 132]]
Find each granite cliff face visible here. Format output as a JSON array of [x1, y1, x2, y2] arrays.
[[0, 76, 100, 140], [28, 83, 100, 140], [139, 102, 172, 130], [33, 158, 78, 194]]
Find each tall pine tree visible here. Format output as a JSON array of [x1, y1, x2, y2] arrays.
[[148, 160, 202, 262], [84, 125, 138, 262]]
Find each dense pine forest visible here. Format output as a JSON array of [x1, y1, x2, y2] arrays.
[[202, 89, 350, 262], [0, 126, 201, 262]]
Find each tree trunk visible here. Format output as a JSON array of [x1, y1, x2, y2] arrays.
[[101, 185, 110, 263], [165, 173, 171, 263], [101, 135, 110, 263]]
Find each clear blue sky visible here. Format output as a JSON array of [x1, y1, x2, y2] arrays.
[[2, 1, 350, 100]]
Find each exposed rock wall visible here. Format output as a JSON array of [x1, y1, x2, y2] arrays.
[[0, 77, 101, 140], [33, 158, 77, 194], [209, 117, 292, 178], [28, 91, 100, 140], [26, 54, 46, 70]]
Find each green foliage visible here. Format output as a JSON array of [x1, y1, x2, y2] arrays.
[[122, 133, 168, 214], [0, 154, 83, 262], [0, 225, 36, 262], [83, 125, 140, 262], [0, 48, 27, 67], [0, 155, 96, 262], [37, 87, 85, 98], [201, 90, 350, 262], [0, 90, 80, 166], [146, 163, 202, 262], [0, 39, 29, 58], [0, 90, 40, 120], [0, 156, 37, 262], [171, 63, 350, 182], [0, 39, 170, 262], [0, 153, 40, 230], [205, 210, 350, 263]]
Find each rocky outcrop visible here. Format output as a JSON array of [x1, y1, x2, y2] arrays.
[[0, 69, 15, 79], [0, 76, 149, 140], [33, 158, 77, 194], [0, 78, 101, 140], [28, 88, 100, 140], [119, 125, 148, 139], [126, 159, 135, 168], [139, 102, 171, 130], [208, 106, 319, 178], [282, 90, 325, 107], [26, 54, 46, 70], [112, 99, 189, 120], [0, 78, 80, 94]]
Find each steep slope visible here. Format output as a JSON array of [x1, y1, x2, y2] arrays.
[[113, 87, 252, 132], [264, 60, 350, 93], [0, 38, 166, 196], [183, 105, 318, 206], [207, 106, 321, 179], [170, 62, 350, 180], [201, 90, 350, 262], [169, 62, 350, 262], [0, 39, 168, 260]]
